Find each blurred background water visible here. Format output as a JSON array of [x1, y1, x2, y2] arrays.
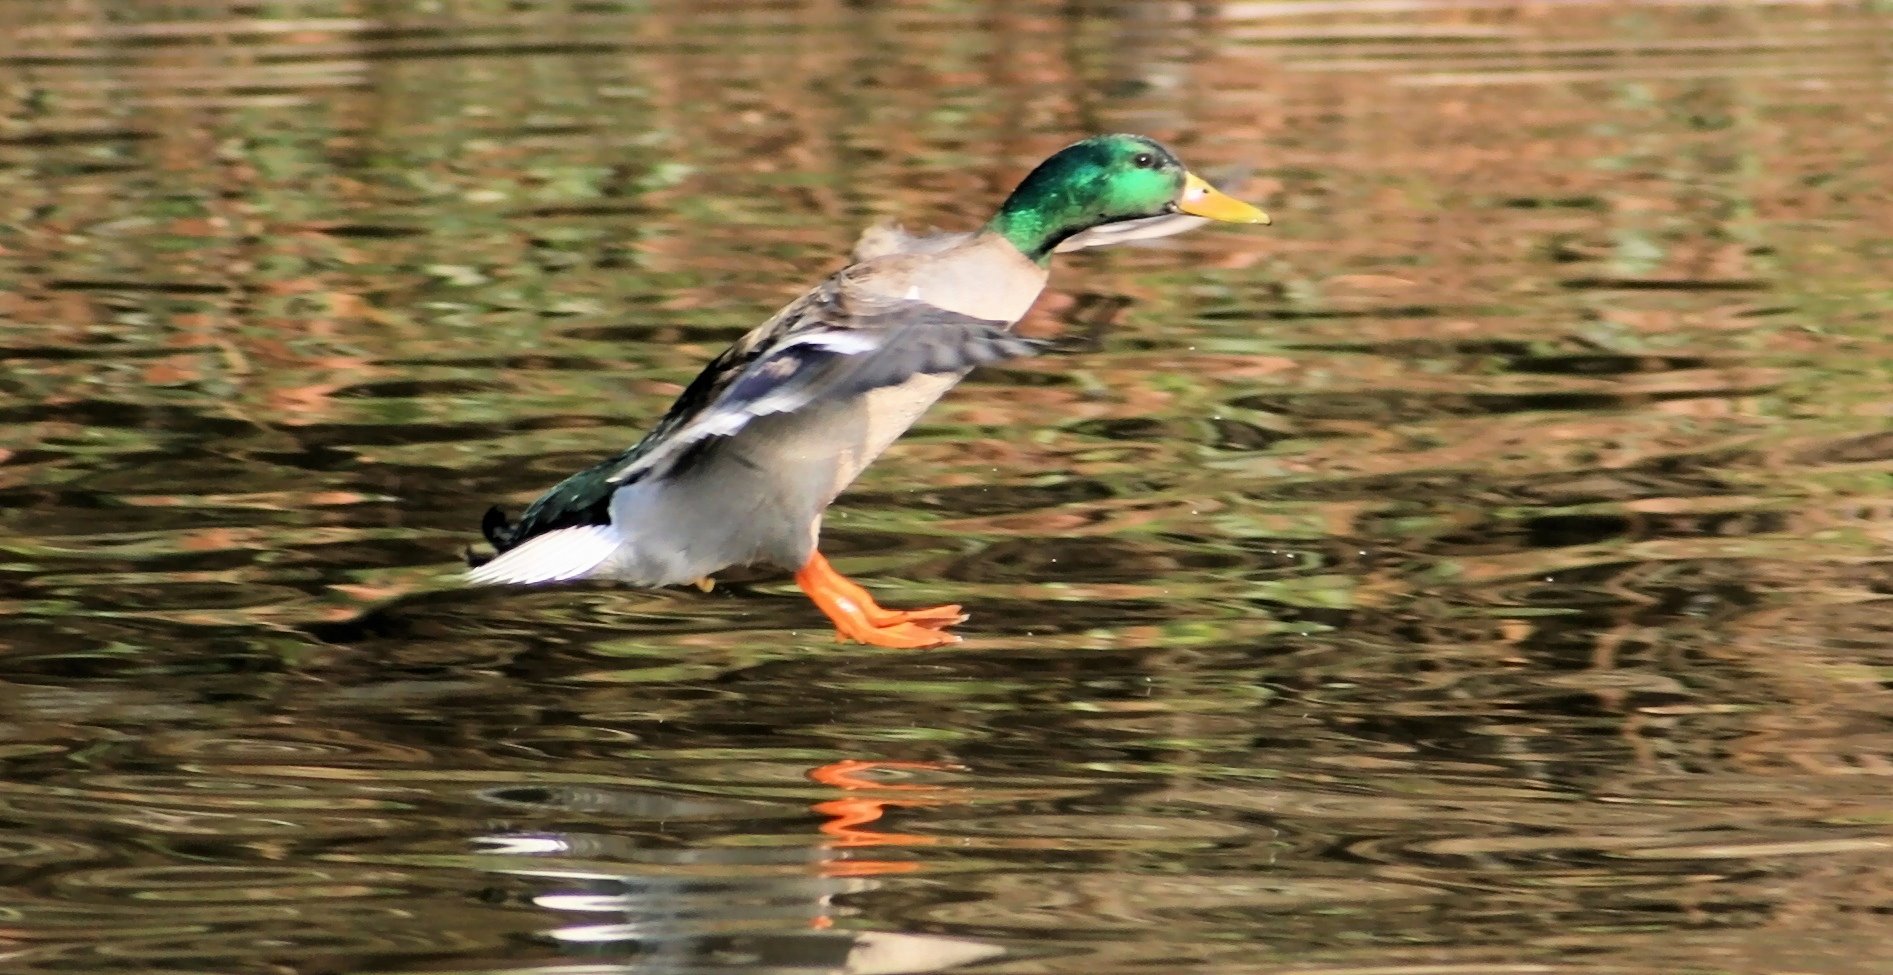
[[3, 1, 1893, 973]]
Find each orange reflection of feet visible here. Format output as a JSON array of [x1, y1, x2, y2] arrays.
[[809, 758, 959, 791], [807, 759, 969, 875], [805, 759, 974, 927]]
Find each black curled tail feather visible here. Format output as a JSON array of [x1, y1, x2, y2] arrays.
[[475, 505, 515, 559], [481, 505, 513, 547]]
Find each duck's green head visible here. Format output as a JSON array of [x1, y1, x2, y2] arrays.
[[987, 133, 1269, 263]]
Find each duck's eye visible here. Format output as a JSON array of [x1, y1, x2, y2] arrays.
[[1133, 152, 1155, 169]]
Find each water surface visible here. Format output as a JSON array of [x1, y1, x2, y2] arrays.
[[3, 1, 1893, 973]]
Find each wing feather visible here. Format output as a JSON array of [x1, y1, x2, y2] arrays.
[[604, 293, 1038, 487], [479, 273, 1040, 556]]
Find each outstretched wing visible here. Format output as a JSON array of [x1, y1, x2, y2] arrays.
[[479, 280, 1038, 556], [603, 287, 1039, 488]]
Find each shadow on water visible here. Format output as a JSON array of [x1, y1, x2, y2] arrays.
[[3, 1, 1893, 973]]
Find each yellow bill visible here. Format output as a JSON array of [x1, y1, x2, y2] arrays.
[[1176, 171, 1271, 224]]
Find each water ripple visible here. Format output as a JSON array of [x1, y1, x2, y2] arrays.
[[3, 0, 1893, 972]]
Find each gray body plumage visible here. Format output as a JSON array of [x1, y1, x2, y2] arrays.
[[468, 233, 1049, 588]]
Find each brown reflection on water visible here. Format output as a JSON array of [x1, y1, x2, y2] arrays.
[[4, 1, 1893, 973]]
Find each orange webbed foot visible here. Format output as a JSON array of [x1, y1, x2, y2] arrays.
[[794, 552, 965, 649], [868, 603, 966, 630]]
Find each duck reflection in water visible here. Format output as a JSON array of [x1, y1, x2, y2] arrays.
[[470, 760, 996, 974]]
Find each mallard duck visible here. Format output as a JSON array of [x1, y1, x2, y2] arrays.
[[470, 133, 1269, 648]]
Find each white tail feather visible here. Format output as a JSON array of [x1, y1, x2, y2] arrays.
[[467, 525, 620, 586]]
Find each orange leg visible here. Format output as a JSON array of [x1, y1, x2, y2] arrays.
[[794, 551, 967, 648]]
